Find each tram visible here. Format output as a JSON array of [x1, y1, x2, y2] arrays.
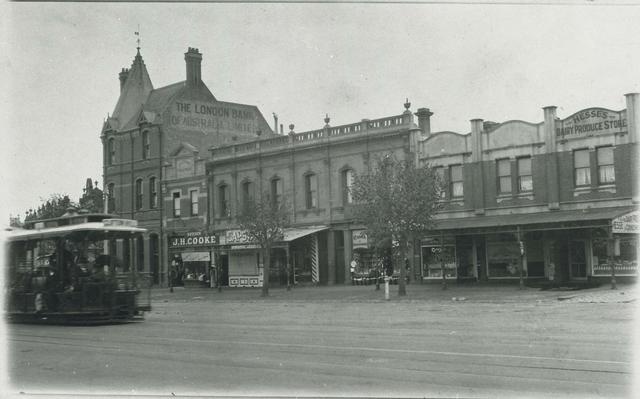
[[4, 209, 151, 324]]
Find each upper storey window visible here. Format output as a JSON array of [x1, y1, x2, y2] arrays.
[[108, 138, 116, 166], [574, 149, 591, 187], [305, 173, 318, 209], [449, 165, 463, 198], [149, 177, 157, 209], [218, 184, 229, 218], [271, 178, 282, 208], [497, 159, 511, 194], [142, 131, 150, 160], [341, 169, 354, 205], [434, 167, 446, 199], [597, 146, 615, 184], [517, 157, 532, 193], [135, 179, 143, 210]]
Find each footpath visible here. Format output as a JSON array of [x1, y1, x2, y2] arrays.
[[149, 282, 638, 304]]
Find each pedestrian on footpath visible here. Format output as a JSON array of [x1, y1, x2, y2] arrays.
[[350, 259, 357, 285]]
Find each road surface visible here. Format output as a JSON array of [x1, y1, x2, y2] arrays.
[[5, 284, 637, 398]]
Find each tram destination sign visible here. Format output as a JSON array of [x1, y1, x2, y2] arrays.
[[556, 107, 627, 138], [169, 231, 218, 248]]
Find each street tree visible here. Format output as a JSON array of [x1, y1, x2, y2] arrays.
[[237, 191, 291, 297], [350, 155, 442, 296]]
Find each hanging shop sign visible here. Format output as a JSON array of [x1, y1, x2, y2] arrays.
[[555, 107, 627, 138], [169, 231, 218, 248], [612, 210, 640, 234], [352, 230, 368, 249], [224, 229, 255, 245]]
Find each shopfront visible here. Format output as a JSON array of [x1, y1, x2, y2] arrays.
[[168, 231, 217, 287], [425, 206, 638, 284]]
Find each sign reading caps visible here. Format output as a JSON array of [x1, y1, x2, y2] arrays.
[[170, 100, 258, 134], [224, 230, 254, 245], [169, 231, 218, 248], [556, 108, 627, 138], [612, 210, 640, 234]]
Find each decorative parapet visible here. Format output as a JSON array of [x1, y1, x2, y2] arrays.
[[209, 114, 409, 160]]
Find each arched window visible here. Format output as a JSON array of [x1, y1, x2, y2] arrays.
[[270, 177, 282, 208], [107, 183, 115, 213], [107, 138, 116, 166], [218, 184, 229, 217], [241, 180, 254, 213], [149, 177, 157, 209], [304, 173, 317, 209], [142, 131, 150, 160], [135, 179, 143, 210], [341, 169, 354, 205]]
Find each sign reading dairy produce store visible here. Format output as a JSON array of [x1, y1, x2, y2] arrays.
[[169, 231, 218, 248], [556, 107, 627, 138], [170, 100, 258, 134]]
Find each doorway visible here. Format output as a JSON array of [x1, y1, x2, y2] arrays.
[[569, 240, 588, 279]]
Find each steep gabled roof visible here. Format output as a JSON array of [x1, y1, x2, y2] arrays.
[[143, 81, 186, 114], [111, 50, 154, 131]]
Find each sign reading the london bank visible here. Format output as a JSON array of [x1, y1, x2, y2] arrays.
[[169, 231, 218, 248], [170, 100, 258, 134], [556, 107, 627, 138]]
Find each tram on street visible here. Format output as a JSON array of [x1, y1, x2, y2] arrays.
[[4, 209, 151, 324]]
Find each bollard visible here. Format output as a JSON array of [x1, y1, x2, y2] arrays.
[[384, 276, 390, 300]]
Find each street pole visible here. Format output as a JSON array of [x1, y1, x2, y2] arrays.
[[384, 276, 390, 300], [440, 231, 447, 290], [608, 225, 617, 290], [518, 226, 524, 290]]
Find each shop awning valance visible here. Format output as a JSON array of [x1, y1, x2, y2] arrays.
[[280, 226, 329, 242], [431, 206, 637, 233]]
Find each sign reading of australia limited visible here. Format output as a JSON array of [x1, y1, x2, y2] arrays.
[[170, 100, 258, 134], [556, 107, 627, 138]]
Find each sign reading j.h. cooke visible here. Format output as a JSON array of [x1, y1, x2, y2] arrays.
[[169, 231, 218, 248], [556, 107, 627, 138], [170, 100, 258, 134]]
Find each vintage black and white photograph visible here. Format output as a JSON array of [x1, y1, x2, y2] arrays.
[[1, 1, 639, 398]]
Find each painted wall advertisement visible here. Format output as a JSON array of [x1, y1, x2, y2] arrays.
[[556, 107, 627, 138], [169, 100, 261, 134]]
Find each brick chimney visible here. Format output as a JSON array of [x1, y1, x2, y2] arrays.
[[415, 108, 434, 136], [119, 68, 129, 92], [185, 47, 202, 86]]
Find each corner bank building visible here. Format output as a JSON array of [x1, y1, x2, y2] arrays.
[[102, 47, 639, 288]]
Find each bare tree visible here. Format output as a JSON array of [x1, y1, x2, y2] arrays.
[[351, 155, 442, 296], [237, 192, 290, 297]]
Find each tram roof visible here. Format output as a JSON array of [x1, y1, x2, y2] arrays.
[[6, 221, 146, 242]]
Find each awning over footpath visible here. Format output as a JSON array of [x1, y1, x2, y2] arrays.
[[279, 226, 329, 242], [431, 206, 637, 233]]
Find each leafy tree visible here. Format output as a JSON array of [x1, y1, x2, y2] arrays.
[[237, 192, 291, 297], [350, 155, 442, 296], [24, 194, 75, 223], [21, 178, 103, 225]]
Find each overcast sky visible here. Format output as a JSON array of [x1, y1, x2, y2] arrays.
[[2, 2, 639, 222]]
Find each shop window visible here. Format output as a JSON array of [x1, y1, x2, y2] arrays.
[[305, 173, 318, 209], [449, 165, 463, 198], [108, 138, 115, 166], [135, 179, 143, 210], [149, 177, 157, 209], [270, 178, 282, 208], [341, 169, 354, 205], [218, 184, 229, 217], [517, 157, 533, 193], [573, 149, 591, 187], [190, 190, 199, 216], [486, 235, 520, 277], [107, 183, 115, 213], [421, 245, 456, 278], [497, 159, 511, 194], [142, 131, 150, 160], [172, 191, 181, 217], [597, 146, 615, 184]]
